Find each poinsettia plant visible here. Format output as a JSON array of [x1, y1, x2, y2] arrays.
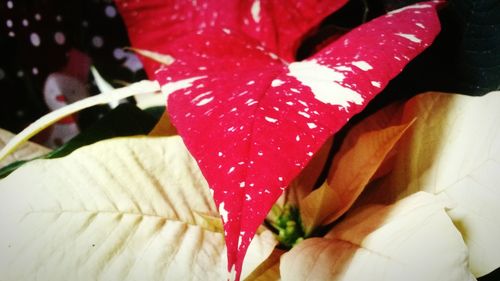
[[0, 0, 500, 281], [114, 0, 444, 278]]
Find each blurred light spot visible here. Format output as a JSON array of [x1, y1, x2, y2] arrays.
[[54, 32, 65, 45], [105, 6, 117, 18], [30, 33, 41, 46], [92, 36, 104, 48]]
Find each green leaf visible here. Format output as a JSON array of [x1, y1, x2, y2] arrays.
[[0, 136, 277, 280], [46, 103, 158, 158], [0, 103, 158, 178]]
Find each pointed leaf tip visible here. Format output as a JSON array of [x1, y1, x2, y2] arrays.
[[116, 1, 443, 279]]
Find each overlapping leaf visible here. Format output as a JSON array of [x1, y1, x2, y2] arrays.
[[116, 1, 443, 278], [364, 91, 500, 277], [299, 118, 413, 234], [0, 128, 50, 168], [0, 136, 277, 280], [281, 192, 474, 281]]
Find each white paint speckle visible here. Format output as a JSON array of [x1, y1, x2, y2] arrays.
[[56, 15, 62, 22], [105, 6, 117, 18], [268, 52, 278, 60], [247, 80, 255, 85], [335, 66, 353, 72], [30, 33, 41, 47], [32, 67, 38, 75], [286, 101, 294, 106], [218, 151, 223, 157], [271, 79, 284, 87], [219, 202, 229, 223], [8, 31, 14, 37], [307, 152, 313, 156], [6, 1, 13, 9], [352, 61, 373, 71], [245, 194, 251, 201], [228, 167, 235, 174], [251, 0, 261, 22], [240, 182, 246, 188], [6, 19, 13, 28], [371, 81, 381, 88], [288, 60, 364, 108], [298, 111, 310, 118], [265, 116, 277, 123], [296, 135, 300, 141], [54, 32, 65, 45], [245, 98, 258, 106], [22, 19, 29, 26], [395, 33, 421, 43], [278, 177, 283, 181], [34, 14, 42, 21], [161, 76, 206, 97], [307, 122, 317, 129], [257, 151, 263, 156], [196, 97, 214, 106], [222, 28, 231, 34], [192, 91, 212, 103], [416, 23, 425, 29]]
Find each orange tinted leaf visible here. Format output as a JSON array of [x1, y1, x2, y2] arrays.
[[300, 120, 414, 234]]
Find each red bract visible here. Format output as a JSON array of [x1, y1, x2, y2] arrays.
[[115, 1, 442, 280]]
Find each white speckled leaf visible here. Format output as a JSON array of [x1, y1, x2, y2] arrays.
[[116, 1, 442, 278], [0, 136, 277, 281], [368, 91, 500, 277], [281, 192, 475, 281]]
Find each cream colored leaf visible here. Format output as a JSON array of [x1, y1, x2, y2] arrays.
[[245, 249, 284, 281], [367, 91, 500, 276], [281, 192, 475, 281], [0, 128, 50, 168], [0, 136, 277, 280], [299, 121, 413, 234]]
